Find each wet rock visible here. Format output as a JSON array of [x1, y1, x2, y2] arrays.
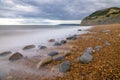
[[54, 56, 64, 61], [105, 41, 111, 46], [48, 39, 55, 42], [23, 45, 35, 50], [102, 30, 111, 33], [78, 29, 82, 31], [48, 51, 58, 56], [61, 40, 67, 44], [0, 51, 12, 56], [9, 52, 23, 61], [38, 45, 47, 49], [59, 61, 71, 73], [86, 47, 93, 54], [77, 52, 93, 64], [94, 46, 103, 51], [66, 35, 77, 40], [37, 56, 53, 69], [54, 42, 62, 46]]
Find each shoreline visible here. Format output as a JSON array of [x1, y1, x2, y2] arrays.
[[0, 24, 120, 80]]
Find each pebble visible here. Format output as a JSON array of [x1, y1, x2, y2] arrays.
[[48, 51, 58, 56], [105, 41, 111, 46], [86, 47, 93, 54], [94, 46, 103, 51], [59, 61, 71, 73], [54, 42, 62, 46], [54, 56, 64, 61], [38, 45, 47, 49], [9, 52, 23, 61], [77, 52, 93, 64]]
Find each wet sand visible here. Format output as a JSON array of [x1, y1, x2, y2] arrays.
[[2, 24, 120, 80]]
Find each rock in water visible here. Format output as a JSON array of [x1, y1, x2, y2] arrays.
[[78, 29, 82, 31], [37, 56, 53, 69], [0, 51, 12, 56], [54, 42, 62, 46], [23, 45, 35, 50], [77, 53, 93, 64], [94, 46, 103, 51], [66, 35, 77, 40], [59, 61, 71, 73], [61, 40, 67, 44], [38, 45, 47, 49], [48, 39, 55, 42], [48, 51, 58, 56], [86, 47, 93, 54], [9, 52, 23, 61]]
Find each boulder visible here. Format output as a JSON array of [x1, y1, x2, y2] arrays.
[[23, 45, 35, 50], [38, 45, 47, 49], [9, 52, 23, 61], [86, 47, 93, 54], [105, 41, 111, 46], [78, 29, 82, 31], [48, 39, 55, 42], [54, 56, 64, 61], [37, 56, 53, 69], [54, 42, 62, 46], [48, 51, 58, 56], [59, 61, 71, 73], [94, 46, 103, 51], [77, 52, 93, 64], [0, 51, 12, 56], [66, 35, 77, 40], [61, 40, 67, 44]]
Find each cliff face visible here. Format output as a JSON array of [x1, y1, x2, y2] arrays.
[[81, 7, 120, 26]]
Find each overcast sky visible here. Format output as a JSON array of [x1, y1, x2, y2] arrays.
[[0, 0, 120, 25]]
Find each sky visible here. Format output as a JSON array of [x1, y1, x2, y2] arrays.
[[0, 0, 120, 25]]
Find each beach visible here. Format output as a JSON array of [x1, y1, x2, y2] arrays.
[[0, 24, 120, 80]]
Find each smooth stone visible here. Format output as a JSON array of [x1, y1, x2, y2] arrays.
[[66, 35, 77, 40], [9, 52, 23, 61], [86, 47, 93, 54], [59, 61, 71, 73], [37, 56, 53, 69], [0, 51, 12, 56], [38, 45, 47, 49], [54, 42, 62, 46], [61, 40, 67, 44], [102, 30, 111, 33], [54, 56, 64, 61], [78, 29, 82, 31], [23, 45, 35, 50], [94, 46, 103, 51], [48, 39, 55, 42], [105, 41, 111, 46], [48, 51, 58, 56], [77, 52, 93, 64]]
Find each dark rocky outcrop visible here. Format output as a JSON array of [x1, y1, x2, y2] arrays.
[[23, 45, 35, 50], [9, 52, 23, 61], [81, 7, 120, 26], [0, 51, 12, 56]]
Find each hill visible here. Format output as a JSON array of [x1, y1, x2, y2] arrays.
[[81, 7, 120, 26]]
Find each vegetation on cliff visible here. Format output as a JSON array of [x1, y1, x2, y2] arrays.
[[81, 7, 120, 25]]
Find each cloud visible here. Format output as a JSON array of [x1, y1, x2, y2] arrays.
[[0, 0, 120, 21]]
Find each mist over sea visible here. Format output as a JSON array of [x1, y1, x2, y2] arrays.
[[0, 25, 91, 52]]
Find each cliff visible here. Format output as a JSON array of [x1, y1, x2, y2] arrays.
[[81, 7, 120, 26]]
